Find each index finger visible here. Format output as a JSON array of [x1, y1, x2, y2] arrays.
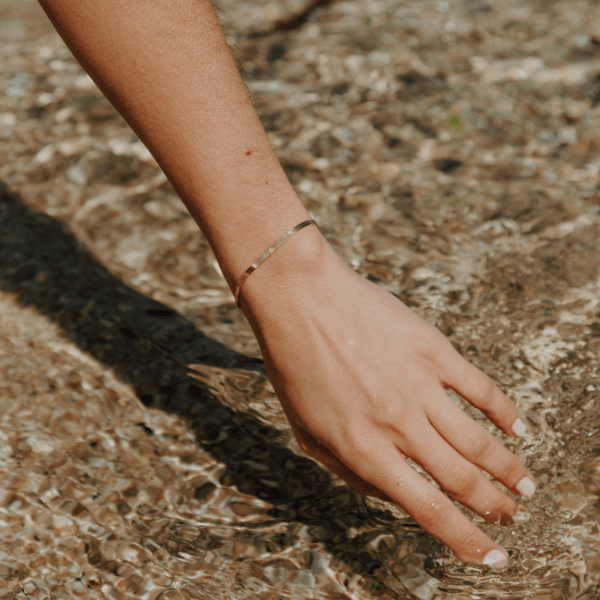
[[345, 439, 510, 568]]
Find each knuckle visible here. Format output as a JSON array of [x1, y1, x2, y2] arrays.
[[408, 496, 441, 530], [472, 374, 497, 404], [453, 528, 482, 559], [342, 429, 375, 459], [498, 457, 526, 487], [409, 340, 432, 362], [446, 468, 480, 500], [468, 432, 492, 462], [374, 395, 394, 419], [409, 331, 440, 361], [372, 393, 404, 425]]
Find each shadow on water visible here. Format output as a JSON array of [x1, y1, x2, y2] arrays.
[[0, 181, 436, 597]]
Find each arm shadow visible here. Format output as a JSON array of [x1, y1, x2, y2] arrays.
[[0, 181, 428, 591]]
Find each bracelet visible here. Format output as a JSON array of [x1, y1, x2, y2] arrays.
[[234, 219, 319, 308]]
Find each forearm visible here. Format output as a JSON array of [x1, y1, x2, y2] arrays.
[[37, 0, 321, 299]]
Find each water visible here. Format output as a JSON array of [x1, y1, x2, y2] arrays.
[[1, 0, 600, 596], [1, 269, 599, 598]]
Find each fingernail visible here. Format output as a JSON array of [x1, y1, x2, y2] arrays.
[[483, 549, 508, 569], [513, 505, 531, 522], [516, 476, 536, 497], [511, 417, 526, 437]]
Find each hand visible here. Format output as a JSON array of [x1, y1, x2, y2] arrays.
[[241, 230, 535, 567]]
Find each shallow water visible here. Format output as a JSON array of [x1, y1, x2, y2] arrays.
[[1, 0, 600, 597], [1, 310, 600, 599]]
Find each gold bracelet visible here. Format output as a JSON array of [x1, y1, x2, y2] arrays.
[[234, 219, 319, 308]]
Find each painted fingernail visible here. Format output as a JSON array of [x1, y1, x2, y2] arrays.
[[511, 418, 526, 437], [483, 549, 508, 569], [513, 505, 531, 522], [516, 476, 536, 497]]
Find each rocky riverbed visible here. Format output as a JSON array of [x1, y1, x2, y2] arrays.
[[1, 0, 600, 598]]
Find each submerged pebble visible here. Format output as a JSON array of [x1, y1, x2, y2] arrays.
[[1, 0, 600, 597]]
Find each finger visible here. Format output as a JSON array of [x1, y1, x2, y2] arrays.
[[402, 412, 522, 525], [427, 390, 536, 499], [338, 436, 511, 567], [306, 440, 398, 504], [439, 351, 525, 439], [289, 413, 397, 503]]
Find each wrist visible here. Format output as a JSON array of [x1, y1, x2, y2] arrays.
[[237, 220, 338, 319]]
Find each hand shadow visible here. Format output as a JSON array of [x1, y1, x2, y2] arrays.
[[0, 181, 431, 595]]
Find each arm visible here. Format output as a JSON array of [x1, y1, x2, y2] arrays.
[[37, 0, 535, 567], [36, 0, 322, 299]]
